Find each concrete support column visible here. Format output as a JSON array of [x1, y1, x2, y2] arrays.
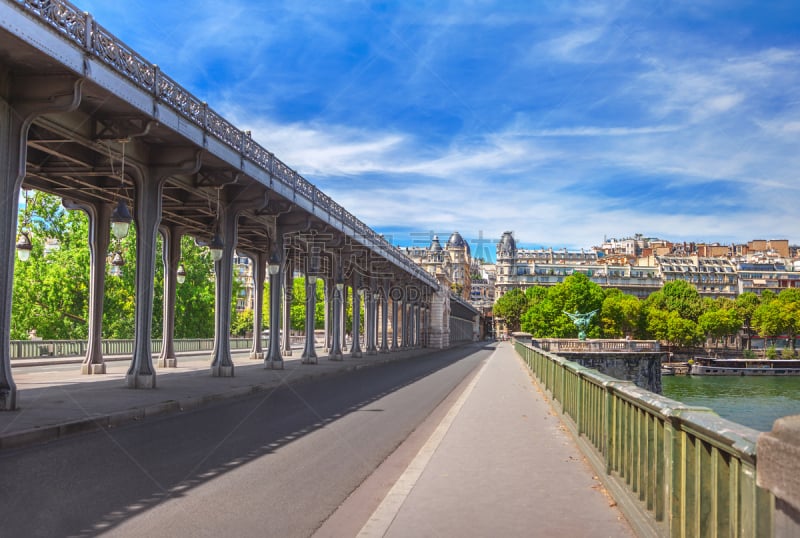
[[380, 287, 390, 353], [127, 172, 162, 389], [248, 251, 267, 361], [0, 98, 22, 410], [329, 284, 343, 360], [329, 255, 344, 361], [128, 150, 201, 388], [301, 274, 318, 364], [422, 305, 429, 347], [402, 300, 410, 349], [0, 76, 82, 410], [350, 281, 363, 358], [323, 278, 331, 352], [62, 199, 110, 374], [365, 289, 374, 355], [391, 297, 400, 351], [266, 244, 284, 369], [281, 260, 293, 356], [339, 282, 350, 352], [366, 289, 378, 355], [210, 202, 237, 378], [410, 303, 417, 348], [411, 304, 419, 349], [157, 225, 182, 368]]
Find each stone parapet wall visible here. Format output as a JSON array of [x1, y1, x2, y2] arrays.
[[551, 351, 664, 393], [757, 415, 800, 537]]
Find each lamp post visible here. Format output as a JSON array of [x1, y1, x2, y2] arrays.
[[110, 251, 125, 277], [208, 233, 224, 262], [109, 140, 133, 241], [266, 254, 283, 369], [176, 263, 186, 284], [15, 232, 32, 262], [109, 198, 132, 240]]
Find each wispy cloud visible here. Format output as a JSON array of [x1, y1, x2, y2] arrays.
[[72, 0, 800, 251]]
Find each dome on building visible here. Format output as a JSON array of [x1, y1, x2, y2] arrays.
[[447, 231, 470, 254], [497, 231, 516, 257], [430, 235, 443, 251]]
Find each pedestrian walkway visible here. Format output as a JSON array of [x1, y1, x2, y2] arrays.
[[0, 347, 427, 450], [357, 342, 634, 537]]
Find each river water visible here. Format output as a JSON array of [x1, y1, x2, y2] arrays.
[[661, 375, 800, 432]]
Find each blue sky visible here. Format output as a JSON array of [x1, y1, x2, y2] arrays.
[[72, 0, 800, 259]]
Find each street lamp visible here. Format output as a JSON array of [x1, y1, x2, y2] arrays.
[[268, 257, 281, 276], [15, 232, 32, 262], [110, 198, 133, 240], [176, 263, 187, 284], [208, 233, 224, 262], [110, 139, 132, 240], [110, 251, 125, 277]]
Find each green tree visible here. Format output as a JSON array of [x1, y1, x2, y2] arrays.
[[776, 289, 800, 350], [601, 289, 643, 338], [698, 307, 742, 349], [520, 273, 605, 338], [667, 313, 703, 347], [289, 277, 325, 332], [493, 288, 527, 333], [645, 280, 702, 322], [754, 289, 800, 350], [734, 292, 761, 349], [12, 191, 226, 340], [752, 298, 783, 343], [12, 193, 91, 339], [231, 309, 254, 336]]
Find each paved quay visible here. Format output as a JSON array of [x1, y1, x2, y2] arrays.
[[355, 342, 634, 538], [0, 347, 427, 450]]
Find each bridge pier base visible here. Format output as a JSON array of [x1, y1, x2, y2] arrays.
[[126, 373, 156, 389], [82, 364, 107, 375], [211, 365, 234, 377], [157, 358, 177, 369]]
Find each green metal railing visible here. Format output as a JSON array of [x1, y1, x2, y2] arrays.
[[10, 338, 253, 359], [514, 340, 774, 537]]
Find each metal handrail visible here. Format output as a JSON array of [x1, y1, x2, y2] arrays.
[[9, 0, 437, 290], [513, 340, 773, 537], [10, 338, 252, 359]]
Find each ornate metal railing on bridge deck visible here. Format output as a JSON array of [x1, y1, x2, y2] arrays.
[[8, 0, 436, 289], [535, 338, 660, 353], [513, 339, 773, 537]]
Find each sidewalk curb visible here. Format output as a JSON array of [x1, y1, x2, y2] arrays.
[[0, 349, 436, 451]]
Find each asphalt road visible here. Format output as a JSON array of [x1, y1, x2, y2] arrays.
[[0, 343, 492, 537]]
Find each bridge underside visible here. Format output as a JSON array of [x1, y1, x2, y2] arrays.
[[0, 0, 446, 410]]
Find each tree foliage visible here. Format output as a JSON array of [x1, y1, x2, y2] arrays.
[[493, 288, 527, 332], [12, 191, 237, 341], [601, 289, 644, 338], [521, 273, 605, 338]]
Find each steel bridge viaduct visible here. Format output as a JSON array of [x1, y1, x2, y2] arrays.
[[0, 0, 478, 410]]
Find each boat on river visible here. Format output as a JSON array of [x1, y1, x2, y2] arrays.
[[690, 357, 800, 376]]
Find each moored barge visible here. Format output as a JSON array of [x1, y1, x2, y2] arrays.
[[690, 357, 800, 376]]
